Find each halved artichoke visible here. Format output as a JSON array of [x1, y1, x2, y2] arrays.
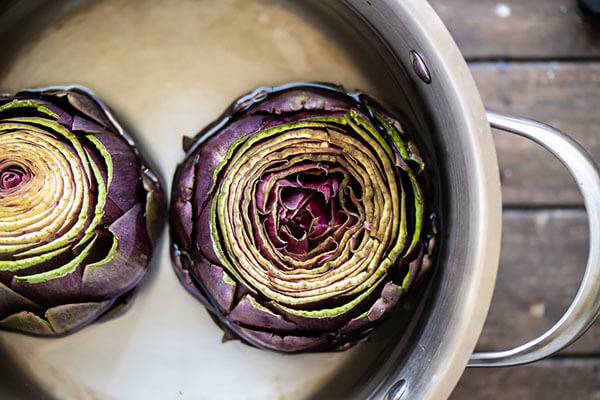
[[171, 83, 436, 353], [0, 87, 164, 336]]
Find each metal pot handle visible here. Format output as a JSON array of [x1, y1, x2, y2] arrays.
[[468, 110, 600, 367]]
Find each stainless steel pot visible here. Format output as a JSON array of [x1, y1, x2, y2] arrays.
[[322, 1, 600, 399], [1, 0, 599, 399]]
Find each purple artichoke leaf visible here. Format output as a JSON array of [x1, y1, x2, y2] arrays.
[[0, 281, 43, 316], [170, 245, 214, 311], [0, 311, 55, 336], [95, 288, 139, 324], [45, 300, 114, 335], [81, 204, 151, 298]]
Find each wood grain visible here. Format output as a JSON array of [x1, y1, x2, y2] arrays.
[[430, 0, 600, 60], [451, 359, 600, 400], [469, 62, 600, 206], [479, 209, 599, 355], [425, 0, 600, 398]]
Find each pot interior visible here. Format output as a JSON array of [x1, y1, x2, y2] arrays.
[[0, 1, 500, 399]]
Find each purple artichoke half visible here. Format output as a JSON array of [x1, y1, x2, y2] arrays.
[[0, 86, 165, 336], [171, 83, 436, 353]]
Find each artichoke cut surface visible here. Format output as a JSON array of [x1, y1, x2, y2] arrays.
[[0, 87, 165, 336], [171, 83, 436, 353]]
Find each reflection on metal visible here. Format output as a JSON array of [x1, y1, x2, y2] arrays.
[[409, 50, 431, 84], [385, 379, 408, 400]]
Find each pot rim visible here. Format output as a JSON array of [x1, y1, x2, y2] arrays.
[[344, 0, 503, 398]]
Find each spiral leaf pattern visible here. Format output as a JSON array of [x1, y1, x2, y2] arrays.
[[171, 84, 434, 352], [0, 88, 164, 336]]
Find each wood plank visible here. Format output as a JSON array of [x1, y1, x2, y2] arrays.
[[478, 209, 600, 355], [430, 0, 600, 59], [469, 62, 600, 206], [450, 358, 600, 399]]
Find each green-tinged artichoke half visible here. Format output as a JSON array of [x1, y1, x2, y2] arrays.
[[171, 83, 437, 353], [0, 87, 165, 336]]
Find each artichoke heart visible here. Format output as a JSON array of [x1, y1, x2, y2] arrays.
[[170, 83, 436, 353], [0, 87, 165, 336]]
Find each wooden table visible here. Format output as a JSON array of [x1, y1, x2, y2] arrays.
[[427, 0, 600, 398]]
